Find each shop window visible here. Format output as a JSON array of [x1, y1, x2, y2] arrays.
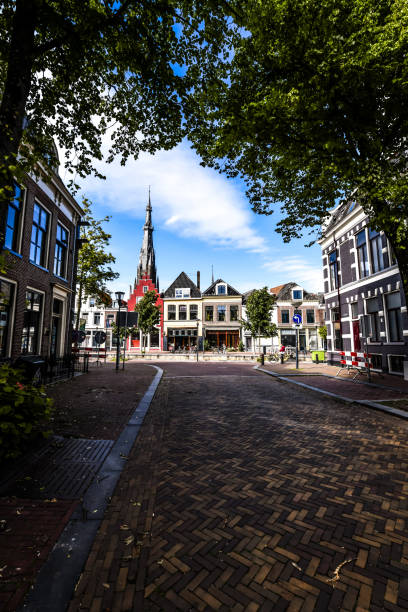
[[179, 305, 187, 320], [369, 228, 384, 273], [218, 305, 226, 321], [21, 290, 43, 354], [306, 309, 315, 324], [230, 305, 238, 321], [329, 251, 338, 290], [356, 230, 369, 278], [0, 279, 15, 357], [389, 355, 404, 373], [386, 292, 402, 342], [205, 306, 213, 321], [281, 309, 289, 323], [168, 305, 176, 320], [189, 304, 198, 320], [5, 183, 24, 253], [30, 203, 50, 267], [54, 223, 68, 277]]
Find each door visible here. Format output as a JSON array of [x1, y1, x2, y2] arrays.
[[353, 320, 361, 351]]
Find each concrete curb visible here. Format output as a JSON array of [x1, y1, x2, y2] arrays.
[[21, 365, 163, 612], [255, 366, 408, 420]]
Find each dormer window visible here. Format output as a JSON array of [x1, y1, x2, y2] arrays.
[[175, 288, 190, 298], [216, 283, 227, 295], [292, 289, 303, 301]]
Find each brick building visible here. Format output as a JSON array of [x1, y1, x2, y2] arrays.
[[320, 200, 408, 375], [1, 158, 83, 361]]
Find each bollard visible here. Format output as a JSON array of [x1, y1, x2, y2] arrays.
[[280, 354, 284, 364], [315, 353, 319, 364], [260, 353, 264, 366]]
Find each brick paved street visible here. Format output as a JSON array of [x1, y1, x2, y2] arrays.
[[69, 362, 408, 611]]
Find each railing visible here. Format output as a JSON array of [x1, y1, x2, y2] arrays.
[[39, 352, 89, 385]]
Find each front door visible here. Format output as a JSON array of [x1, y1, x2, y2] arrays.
[[353, 320, 361, 351]]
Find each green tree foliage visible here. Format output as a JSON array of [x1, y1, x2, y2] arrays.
[[0, 363, 53, 462], [134, 289, 161, 353], [242, 288, 277, 352], [0, 0, 235, 246], [187, 0, 408, 297], [76, 199, 118, 329]]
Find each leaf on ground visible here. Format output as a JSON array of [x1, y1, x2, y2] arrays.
[[124, 535, 134, 545], [327, 558, 356, 586]]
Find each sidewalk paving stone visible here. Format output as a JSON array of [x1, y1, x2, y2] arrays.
[[0, 363, 156, 611]]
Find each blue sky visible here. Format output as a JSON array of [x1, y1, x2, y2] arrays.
[[64, 139, 324, 298]]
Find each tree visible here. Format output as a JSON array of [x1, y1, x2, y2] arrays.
[[318, 325, 327, 350], [187, 0, 408, 300], [75, 199, 118, 329], [242, 288, 277, 353], [0, 0, 235, 248], [134, 290, 161, 354]]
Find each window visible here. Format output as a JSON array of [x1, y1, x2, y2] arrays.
[[189, 304, 198, 320], [218, 305, 226, 321], [356, 230, 369, 278], [0, 280, 15, 357], [369, 228, 384, 273], [21, 290, 43, 354], [54, 223, 68, 277], [217, 284, 227, 295], [230, 305, 238, 321], [168, 305, 176, 320], [281, 309, 289, 324], [306, 310, 315, 324], [351, 302, 359, 319], [294, 309, 302, 320], [386, 292, 402, 342], [106, 314, 114, 328], [389, 355, 404, 373], [370, 354, 382, 370], [366, 297, 381, 341], [331, 308, 340, 322], [205, 306, 213, 321], [175, 288, 190, 298], [5, 183, 23, 252], [89, 298, 95, 307], [293, 289, 303, 300], [30, 203, 50, 267], [329, 251, 338, 290], [143, 286, 148, 293], [93, 312, 101, 325], [179, 305, 187, 320]]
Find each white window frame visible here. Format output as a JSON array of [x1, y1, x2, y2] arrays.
[[30, 199, 52, 269], [23, 286, 46, 354], [175, 288, 190, 298], [0, 276, 17, 358], [216, 283, 227, 296], [292, 288, 303, 301], [6, 181, 26, 255], [54, 220, 70, 279], [143, 285, 148, 293]]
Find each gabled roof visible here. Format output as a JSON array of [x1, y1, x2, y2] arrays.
[[202, 278, 241, 296], [271, 282, 320, 301], [163, 271, 201, 298]]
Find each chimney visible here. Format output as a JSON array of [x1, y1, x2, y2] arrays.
[[129, 284, 132, 298], [197, 270, 200, 290]]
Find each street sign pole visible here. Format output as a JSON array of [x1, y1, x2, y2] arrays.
[[296, 327, 299, 369]]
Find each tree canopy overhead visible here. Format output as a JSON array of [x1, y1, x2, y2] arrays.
[[187, 0, 408, 259], [0, 0, 236, 243]]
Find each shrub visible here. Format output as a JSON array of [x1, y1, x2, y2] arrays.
[[238, 340, 244, 352], [0, 364, 54, 462]]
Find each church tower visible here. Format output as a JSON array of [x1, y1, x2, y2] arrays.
[[135, 190, 157, 289]]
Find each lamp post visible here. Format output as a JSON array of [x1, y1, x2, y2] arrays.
[[196, 319, 200, 363], [115, 291, 124, 371]]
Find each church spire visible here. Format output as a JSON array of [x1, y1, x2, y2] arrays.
[[136, 189, 157, 287]]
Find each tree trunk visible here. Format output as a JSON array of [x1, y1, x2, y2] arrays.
[[75, 281, 84, 330], [0, 0, 37, 247]]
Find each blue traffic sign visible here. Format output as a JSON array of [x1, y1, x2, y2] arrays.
[[292, 313, 302, 325]]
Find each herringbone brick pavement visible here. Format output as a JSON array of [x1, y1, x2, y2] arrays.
[[69, 367, 408, 611]]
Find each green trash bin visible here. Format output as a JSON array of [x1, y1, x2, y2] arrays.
[[311, 350, 325, 363]]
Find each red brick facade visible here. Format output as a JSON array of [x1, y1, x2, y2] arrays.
[[127, 274, 163, 350]]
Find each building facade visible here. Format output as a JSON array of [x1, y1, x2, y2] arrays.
[[202, 279, 242, 349], [1, 160, 83, 361], [162, 272, 202, 350], [320, 200, 408, 375]]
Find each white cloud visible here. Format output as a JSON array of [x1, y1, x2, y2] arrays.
[[72, 139, 268, 253], [262, 256, 323, 292]]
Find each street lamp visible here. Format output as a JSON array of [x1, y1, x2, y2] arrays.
[[115, 291, 125, 371], [196, 318, 200, 363]]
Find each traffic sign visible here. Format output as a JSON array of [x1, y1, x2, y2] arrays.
[[292, 313, 302, 324], [94, 331, 106, 345]]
